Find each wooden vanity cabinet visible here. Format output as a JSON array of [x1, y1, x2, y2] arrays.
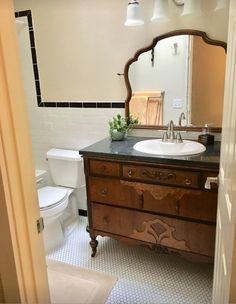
[[84, 157, 218, 261]]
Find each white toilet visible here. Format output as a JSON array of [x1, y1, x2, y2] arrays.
[[36, 148, 85, 253]]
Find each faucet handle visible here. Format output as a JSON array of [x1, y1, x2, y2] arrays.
[[175, 131, 183, 143], [162, 131, 168, 142]]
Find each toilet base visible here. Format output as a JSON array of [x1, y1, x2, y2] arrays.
[[60, 191, 80, 237], [43, 219, 64, 254], [63, 218, 79, 238]]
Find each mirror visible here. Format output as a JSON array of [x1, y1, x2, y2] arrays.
[[124, 30, 227, 132]]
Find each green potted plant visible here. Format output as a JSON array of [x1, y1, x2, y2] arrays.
[[108, 114, 138, 141]]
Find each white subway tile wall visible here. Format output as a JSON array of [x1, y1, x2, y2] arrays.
[[27, 104, 124, 170]]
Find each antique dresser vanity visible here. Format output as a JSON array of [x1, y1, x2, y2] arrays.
[[80, 137, 220, 262], [80, 29, 226, 262]]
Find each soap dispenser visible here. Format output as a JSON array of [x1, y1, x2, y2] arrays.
[[198, 124, 215, 145]]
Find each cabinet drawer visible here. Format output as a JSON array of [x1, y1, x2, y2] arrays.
[[123, 165, 200, 188], [88, 177, 142, 210], [89, 160, 120, 177], [89, 177, 178, 216], [89, 177, 217, 221], [92, 203, 215, 257]]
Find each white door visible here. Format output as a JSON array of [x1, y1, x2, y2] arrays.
[[212, 1, 236, 303]]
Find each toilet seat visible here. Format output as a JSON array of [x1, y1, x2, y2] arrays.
[[38, 186, 68, 210]]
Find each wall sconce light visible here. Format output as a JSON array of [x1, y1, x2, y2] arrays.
[[181, 0, 202, 17], [214, 0, 229, 11], [151, 0, 170, 23], [124, 0, 144, 26], [124, 0, 228, 27]]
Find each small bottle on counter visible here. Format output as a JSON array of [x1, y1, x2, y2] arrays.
[[198, 124, 215, 145]]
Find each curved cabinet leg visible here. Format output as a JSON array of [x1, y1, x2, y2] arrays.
[[90, 238, 98, 257]]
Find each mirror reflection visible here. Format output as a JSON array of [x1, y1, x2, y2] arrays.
[[127, 33, 226, 129]]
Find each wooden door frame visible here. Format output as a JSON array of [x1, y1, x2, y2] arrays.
[[0, 1, 50, 303]]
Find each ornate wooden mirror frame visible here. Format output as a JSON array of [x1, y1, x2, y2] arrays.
[[124, 29, 227, 133]]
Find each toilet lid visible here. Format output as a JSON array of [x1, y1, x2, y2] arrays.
[[38, 186, 68, 209]]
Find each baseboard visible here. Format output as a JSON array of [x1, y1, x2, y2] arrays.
[[78, 209, 87, 217]]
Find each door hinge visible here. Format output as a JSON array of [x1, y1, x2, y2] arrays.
[[37, 217, 44, 233]]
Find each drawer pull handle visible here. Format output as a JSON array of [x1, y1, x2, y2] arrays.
[[128, 170, 134, 177], [184, 178, 191, 185], [101, 188, 108, 195]]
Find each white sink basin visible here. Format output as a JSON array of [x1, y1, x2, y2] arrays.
[[133, 139, 206, 156]]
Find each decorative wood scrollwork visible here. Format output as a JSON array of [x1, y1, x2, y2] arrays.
[[141, 243, 182, 255], [130, 218, 191, 252], [141, 169, 176, 181], [120, 180, 200, 200]]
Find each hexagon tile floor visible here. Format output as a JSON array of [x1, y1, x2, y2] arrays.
[[47, 216, 213, 304]]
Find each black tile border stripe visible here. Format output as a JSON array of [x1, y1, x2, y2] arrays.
[[15, 10, 44, 107], [78, 209, 87, 217], [44, 102, 125, 109], [15, 10, 125, 109]]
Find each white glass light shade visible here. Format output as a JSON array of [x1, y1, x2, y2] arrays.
[[151, 0, 170, 22], [181, 0, 202, 17], [214, 0, 229, 11], [124, 0, 144, 26]]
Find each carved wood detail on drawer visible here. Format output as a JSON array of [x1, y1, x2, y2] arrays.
[[130, 218, 191, 252], [123, 165, 199, 188], [92, 203, 216, 257], [120, 180, 199, 201], [89, 160, 120, 177]]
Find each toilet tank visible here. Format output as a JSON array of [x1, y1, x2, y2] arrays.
[[46, 149, 85, 188]]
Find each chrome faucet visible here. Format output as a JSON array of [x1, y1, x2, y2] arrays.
[[179, 112, 186, 126], [162, 120, 175, 142], [168, 120, 176, 141], [162, 120, 183, 143]]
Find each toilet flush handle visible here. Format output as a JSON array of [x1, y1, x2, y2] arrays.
[[36, 177, 43, 184]]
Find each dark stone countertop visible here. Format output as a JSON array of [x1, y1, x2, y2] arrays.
[[79, 136, 220, 169]]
